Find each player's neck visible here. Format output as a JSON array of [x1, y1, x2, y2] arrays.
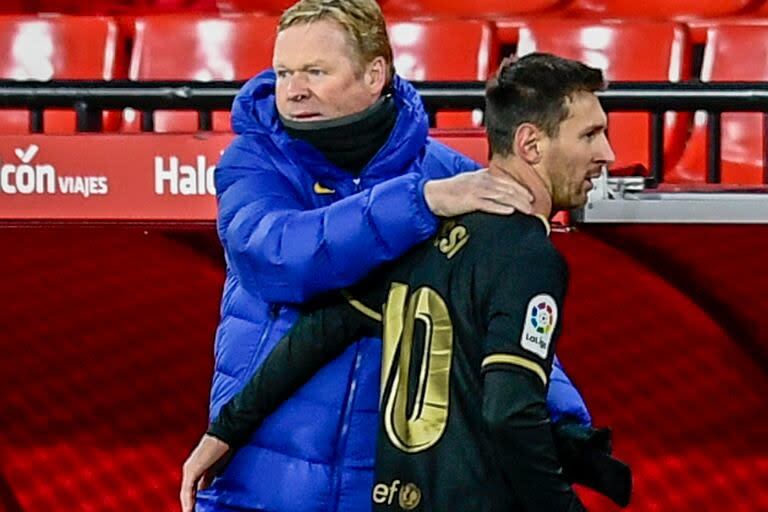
[[489, 157, 553, 218]]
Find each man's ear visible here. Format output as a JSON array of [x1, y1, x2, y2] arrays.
[[365, 56, 387, 95], [514, 123, 543, 164]]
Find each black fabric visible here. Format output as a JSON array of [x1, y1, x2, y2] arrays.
[[553, 423, 633, 507], [484, 370, 587, 512], [280, 93, 397, 176]]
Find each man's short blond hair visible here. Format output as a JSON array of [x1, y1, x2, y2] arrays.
[[279, 0, 394, 84]]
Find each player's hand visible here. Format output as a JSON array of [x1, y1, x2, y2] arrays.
[[180, 434, 231, 512], [553, 423, 632, 508], [423, 169, 534, 217]]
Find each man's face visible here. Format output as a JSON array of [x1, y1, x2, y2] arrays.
[[273, 19, 381, 121], [541, 91, 615, 209]]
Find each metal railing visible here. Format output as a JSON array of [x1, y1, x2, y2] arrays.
[[1, 80, 768, 185]]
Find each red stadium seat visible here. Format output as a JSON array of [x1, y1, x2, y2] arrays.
[[383, 0, 565, 17], [36, 0, 217, 14], [431, 128, 489, 164], [36, 1, 121, 14], [516, 19, 693, 176], [387, 19, 498, 128], [217, 0, 448, 16], [568, 0, 753, 18], [216, 0, 294, 13], [670, 22, 768, 184], [125, 14, 278, 132], [142, 0, 218, 12], [388, 19, 496, 81], [0, 15, 124, 133], [34, 1, 81, 13], [750, 0, 768, 14], [0, 0, 30, 13]]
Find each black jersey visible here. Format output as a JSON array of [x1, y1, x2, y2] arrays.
[[210, 212, 584, 512]]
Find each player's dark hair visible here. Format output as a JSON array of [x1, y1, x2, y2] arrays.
[[485, 52, 605, 157]]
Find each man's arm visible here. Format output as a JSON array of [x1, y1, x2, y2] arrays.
[[216, 141, 437, 304], [480, 247, 586, 511], [216, 136, 533, 304], [209, 294, 381, 446]]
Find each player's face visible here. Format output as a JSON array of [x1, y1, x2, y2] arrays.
[[541, 91, 614, 209], [273, 20, 381, 121]]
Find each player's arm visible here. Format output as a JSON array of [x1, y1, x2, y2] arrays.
[[180, 294, 381, 512], [209, 294, 381, 446], [480, 248, 586, 512]]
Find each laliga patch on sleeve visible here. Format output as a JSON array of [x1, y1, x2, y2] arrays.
[[520, 293, 558, 359]]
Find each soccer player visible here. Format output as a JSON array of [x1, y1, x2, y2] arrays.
[[182, 53, 625, 512]]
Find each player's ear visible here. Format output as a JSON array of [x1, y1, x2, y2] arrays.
[[514, 123, 543, 164]]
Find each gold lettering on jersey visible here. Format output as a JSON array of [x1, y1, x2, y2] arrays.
[[371, 480, 422, 510], [382, 284, 453, 453], [434, 221, 469, 259], [381, 283, 409, 407]]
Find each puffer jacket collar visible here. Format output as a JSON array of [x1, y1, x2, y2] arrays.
[[230, 69, 429, 184]]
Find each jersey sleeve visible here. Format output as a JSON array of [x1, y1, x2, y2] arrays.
[[481, 246, 567, 383], [480, 247, 585, 511], [207, 292, 382, 448]]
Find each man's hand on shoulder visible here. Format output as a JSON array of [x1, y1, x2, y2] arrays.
[[423, 169, 534, 217]]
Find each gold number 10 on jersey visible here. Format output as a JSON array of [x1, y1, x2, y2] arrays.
[[381, 283, 454, 453]]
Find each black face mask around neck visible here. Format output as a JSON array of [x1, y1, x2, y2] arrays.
[[280, 94, 397, 176]]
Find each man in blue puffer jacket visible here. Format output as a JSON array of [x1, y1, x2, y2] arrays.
[[195, 1, 591, 511]]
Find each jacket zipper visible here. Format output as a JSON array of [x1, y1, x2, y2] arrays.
[[329, 342, 366, 512], [330, 177, 365, 510]]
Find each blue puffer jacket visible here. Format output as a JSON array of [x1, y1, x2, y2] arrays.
[[198, 70, 590, 512]]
